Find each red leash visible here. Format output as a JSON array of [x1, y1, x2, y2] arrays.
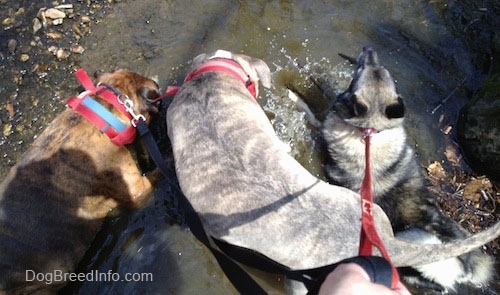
[[358, 131, 401, 289]]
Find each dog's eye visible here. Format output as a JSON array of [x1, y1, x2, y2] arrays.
[[350, 95, 368, 117], [385, 97, 405, 119], [139, 86, 160, 102]]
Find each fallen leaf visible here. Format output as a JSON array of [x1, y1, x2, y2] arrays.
[[427, 161, 446, 179], [463, 177, 492, 201], [444, 144, 461, 166]]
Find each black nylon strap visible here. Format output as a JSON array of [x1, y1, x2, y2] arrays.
[[214, 239, 394, 293], [136, 121, 173, 178], [137, 120, 267, 295], [342, 256, 393, 288]]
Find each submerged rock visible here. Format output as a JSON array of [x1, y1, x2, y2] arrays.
[[458, 74, 500, 181]]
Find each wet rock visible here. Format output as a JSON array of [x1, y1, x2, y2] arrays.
[[56, 48, 70, 60], [7, 39, 17, 54], [46, 32, 63, 39], [44, 8, 66, 20], [54, 4, 74, 10], [32, 18, 42, 33], [37, 7, 66, 28], [2, 17, 14, 26], [52, 18, 64, 26], [70, 45, 85, 54], [81, 16, 91, 23], [47, 45, 58, 55], [3, 124, 12, 137], [458, 74, 500, 181], [19, 54, 29, 62]]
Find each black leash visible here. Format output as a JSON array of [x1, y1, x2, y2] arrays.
[[136, 120, 268, 294], [136, 120, 395, 294]]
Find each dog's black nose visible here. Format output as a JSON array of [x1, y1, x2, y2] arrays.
[[359, 46, 379, 67]]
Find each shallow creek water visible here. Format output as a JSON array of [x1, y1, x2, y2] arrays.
[[1, 0, 498, 294]]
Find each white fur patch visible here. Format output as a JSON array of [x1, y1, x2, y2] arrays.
[[397, 228, 465, 290], [210, 49, 232, 60]]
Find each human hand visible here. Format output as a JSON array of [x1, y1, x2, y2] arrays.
[[319, 262, 411, 295]]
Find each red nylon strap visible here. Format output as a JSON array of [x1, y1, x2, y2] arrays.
[[74, 68, 96, 91], [185, 59, 257, 99], [69, 69, 137, 146], [74, 69, 130, 117], [154, 59, 258, 101], [108, 126, 136, 146], [359, 134, 400, 289], [67, 95, 120, 139]]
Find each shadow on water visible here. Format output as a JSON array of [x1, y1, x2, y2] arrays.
[[1, 0, 498, 294]]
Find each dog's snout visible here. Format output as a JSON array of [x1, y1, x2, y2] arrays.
[[358, 46, 379, 67], [362, 46, 374, 55]]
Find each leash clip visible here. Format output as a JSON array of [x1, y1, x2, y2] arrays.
[[121, 97, 146, 127], [99, 84, 146, 127]]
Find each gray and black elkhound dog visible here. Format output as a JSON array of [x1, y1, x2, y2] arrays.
[[322, 46, 493, 291]]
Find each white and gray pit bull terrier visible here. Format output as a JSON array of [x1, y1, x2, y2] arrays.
[[166, 50, 500, 293]]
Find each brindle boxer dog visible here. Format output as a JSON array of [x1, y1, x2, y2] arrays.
[[167, 50, 500, 293], [0, 69, 160, 294]]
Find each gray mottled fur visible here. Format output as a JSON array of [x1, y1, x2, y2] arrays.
[[167, 50, 500, 293], [322, 46, 494, 290]]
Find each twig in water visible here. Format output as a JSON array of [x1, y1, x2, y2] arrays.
[[338, 53, 357, 65], [431, 77, 467, 114]]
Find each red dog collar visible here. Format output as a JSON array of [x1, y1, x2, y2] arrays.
[[157, 57, 258, 101], [67, 69, 140, 146], [185, 58, 257, 99]]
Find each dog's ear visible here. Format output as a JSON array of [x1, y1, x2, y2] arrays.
[[192, 53, 209, 69], [251, 59, 272, 89], [233, 54, 272, 90], [138, 86, 160, 101], [137, 86, 160, 114]]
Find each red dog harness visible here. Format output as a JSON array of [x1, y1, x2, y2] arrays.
[[67, 69, 145, 146], [159, 58, 257, 100], [358, 128, 401, 289]]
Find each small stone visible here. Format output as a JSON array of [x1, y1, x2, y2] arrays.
[[13, 75, 23, 85], [56, 48, 69, 60], [72, 24, 84, 37], [7, 39, 17, 53], [14, 7, 25, 16], [37, 8, 47, 25], [5, 103, 15, 117], [15, 125, 24, 133], [54, 4, 73, 10], [2, 17, 14, 26], [47, 45, 58, 54], [3, 124, 12, 137], [20, 54, 29, 62], [33, 18, 42, 33], [44, 8, 66, 19], [52, 18, 64, 26], [81, 15, 91, 23], [46, 32, 63, 39], [70, 45, 84, 54]]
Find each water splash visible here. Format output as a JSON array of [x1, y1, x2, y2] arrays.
[[263, 44, 355, 173]]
